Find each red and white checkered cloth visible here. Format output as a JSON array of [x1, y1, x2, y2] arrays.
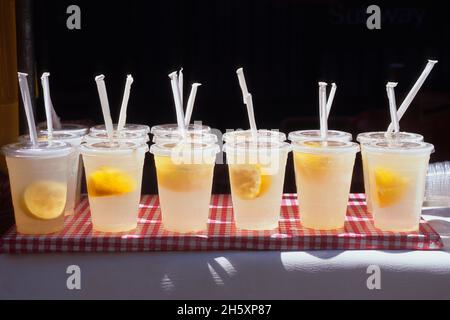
[[0, 194, 443, 253]]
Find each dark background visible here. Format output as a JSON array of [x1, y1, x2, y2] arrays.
[[27, 0, 450, 193]]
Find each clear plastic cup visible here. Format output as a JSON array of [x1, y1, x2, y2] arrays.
[[152, 132, 218, 145], [223, 140, 292, 230], [2, 141, 73, 234], [150, 123, 211, 137], [357, 132, 424, 213], [150, 141, 219, 233], [289, 130, 352, 142], [80, 141, 148, 232], [90, 123, 151, 136], [83, 131, 149, 146], [364, 140, 434, 232], [223, 129, 286, 144], [18, 132, 84, 216], [293, 140, 360, 230], [39, 123, 89, 136]]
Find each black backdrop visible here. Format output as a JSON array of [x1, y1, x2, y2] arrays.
[[30, 0, 450, 192]]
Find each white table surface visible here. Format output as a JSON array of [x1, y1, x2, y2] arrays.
[[1, 207, 449, 300]]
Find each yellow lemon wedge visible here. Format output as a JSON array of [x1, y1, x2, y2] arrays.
[[23, 181, 67, 220], [88, 166, 136, 197], [154, 156, 213, 192], [294, 153, 329, 179], [373, 167, 409, 208], [229, 164, 271, 200]]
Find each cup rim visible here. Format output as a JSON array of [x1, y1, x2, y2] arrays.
[[2, 140, 73, 158], [289, 130, 352, 142], [357, 131, 424, 144], [292, 139, 360, 154], [363, 140, 434, 155]]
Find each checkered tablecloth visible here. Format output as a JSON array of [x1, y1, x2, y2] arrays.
[[0, 194, 443, 253]]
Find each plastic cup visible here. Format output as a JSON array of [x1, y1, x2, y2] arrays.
[[80, 141, 148, 232], [90, 123, 150, 136], [18, 132, 84, 215], [293, 140, 360, 230], [39, 123, 89, 136], [223, 140, 292, 230], [289, 130, 352, 142], [150, 123, 211, 137], [2, 141, 73, 234], [364, 140, 434, 232], [150, 141, 219, 233], [83, 131, 149, 146], [357, 132, 424, 213], [223, 129, 286, 144], [152, 132, 218, 145]]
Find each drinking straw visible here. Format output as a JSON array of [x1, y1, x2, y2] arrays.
[[319, 82, 328, 141], [387, 60, 438, 132], [169, 71, 186, 138], [178, 68, 183, 108], [94, 75, 114, 142], [40, 72, 54, 140], [245, 93, 258, 134], [236, 68, 250, 104], [386, 82, 400, 134], [326, 83, 337, 119], [184, 83, 202, 126], [117, 74, 134, 131], [51, 106, 62, 130], [18, 72, 38, 146]]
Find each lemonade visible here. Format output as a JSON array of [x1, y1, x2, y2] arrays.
[[365, 141, 434, 232], [357, 132, 424, 213], [293, 140, 359, 230], [224, 140, 291, 230], [2, 141, 73, 234], [151, 142, 219, 233], [81, 141, 147, 232]]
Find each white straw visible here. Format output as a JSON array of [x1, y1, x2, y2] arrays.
[[117, 74, 134, 131], [326, 83, 337, 119], [386, 82, 400, 134], [387, 60, 438, 132], [319, 82, 328, 141], [236, 68, 250, 104], [178, 68, 183, 109], [40, 72, 54, 140], [184, 83, 202, 126], [18, 73, 38, 146], [245, 93, 258, 133], [94, 75, 114, 142], [51, 105, 62, 129], [168, 71, 186, 137]]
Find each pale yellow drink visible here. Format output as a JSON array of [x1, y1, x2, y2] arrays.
[[2, 141, 73, 234], [357, 132, 424, 213], [365, 141, 434, 232], [224, 140, 291, 230], [81, 141, 147, 232], [150, 142, 219, 233], [293, 140, 359, 230]]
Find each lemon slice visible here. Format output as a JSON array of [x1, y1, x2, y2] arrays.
[[373, 167, 409, 208], [23, 181, 67, 220], [88, 166, 136, 197], [154, 156, 212, 192], [229, 164, 271, 200], [294, 153, 329, 180]]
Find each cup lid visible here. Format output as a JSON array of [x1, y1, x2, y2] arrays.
[[223, 140, 292, 154], [19, 132, 83, 146], [356, 131, 424, 144], [222, 129, 286, 143], [150, 141, 220, 157], [152, 132, 218, 144], [2, 140, 73, 158], [80, 141, 148, 155], [90, 124, 151, 135], [150, 123, 211, 136], [363, 140, 434, 155], [39, 123, 89, 136], [83, 131, 149, 143], [289, 130, 352, 142], [292, 139, 360, 154]]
